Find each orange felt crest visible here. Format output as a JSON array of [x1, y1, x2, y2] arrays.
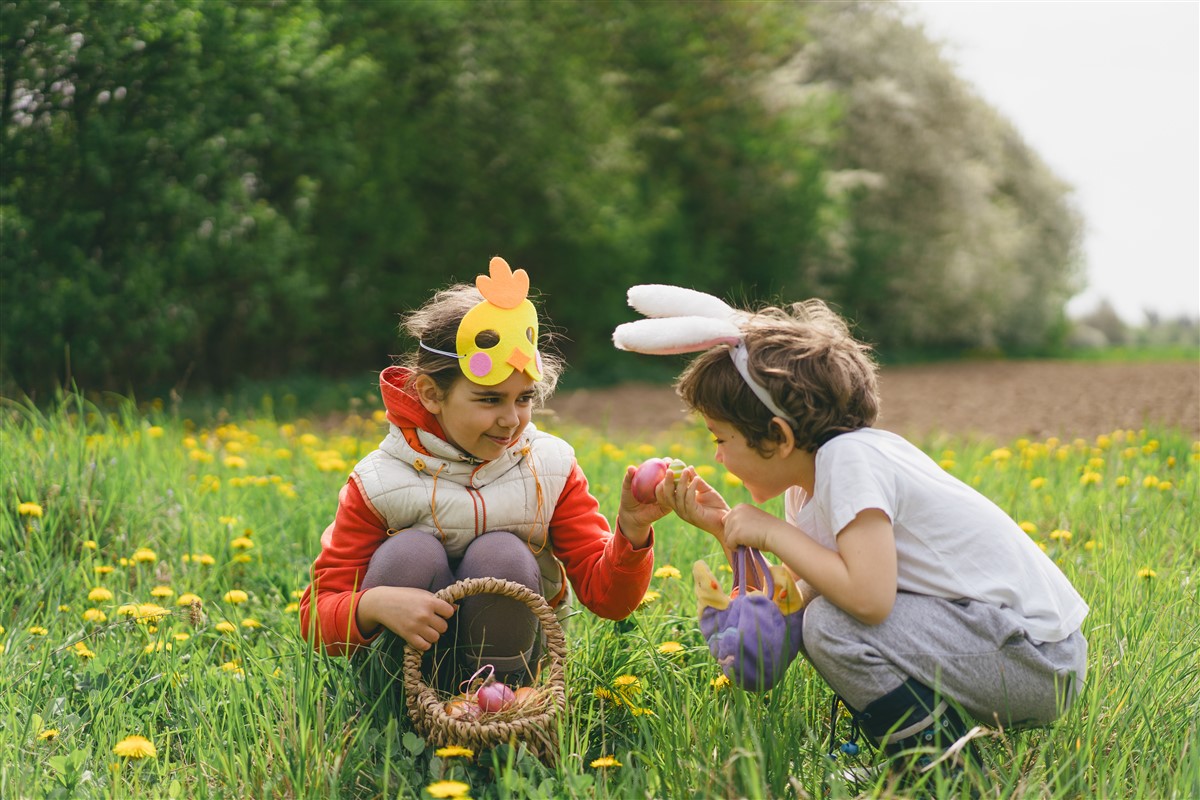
[[476, 257, 530, 309]]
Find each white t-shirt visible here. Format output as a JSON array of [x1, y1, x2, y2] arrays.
[[785, 428, 1088, 643]]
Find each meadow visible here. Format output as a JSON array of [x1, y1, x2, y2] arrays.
[[1, 390, 1197, 799]]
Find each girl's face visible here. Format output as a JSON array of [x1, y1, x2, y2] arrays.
[[423, 370, 537, 461], [704, 415, 812, 502]]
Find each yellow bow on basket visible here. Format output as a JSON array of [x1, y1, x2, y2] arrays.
[[402, 577, 567, 764]]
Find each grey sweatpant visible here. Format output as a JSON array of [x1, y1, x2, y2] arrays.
[[801, 592, 1088, 728], [361, 529, 543, 679]]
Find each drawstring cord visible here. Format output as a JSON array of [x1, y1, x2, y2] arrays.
[[428, 463, 447, 542], [827, 694, 864, 760], [521, 446, 549, 555]]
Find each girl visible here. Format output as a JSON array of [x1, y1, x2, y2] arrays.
[[301, 257, 662, 688]]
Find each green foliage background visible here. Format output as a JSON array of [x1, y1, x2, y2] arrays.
[[1, 0, 1082, 396]]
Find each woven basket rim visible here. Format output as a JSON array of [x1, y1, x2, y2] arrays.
[[402, 577, 567, 750]]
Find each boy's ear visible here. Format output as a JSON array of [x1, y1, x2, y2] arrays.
[[413, 374, 444, 415], [770, 417, 796, 459]]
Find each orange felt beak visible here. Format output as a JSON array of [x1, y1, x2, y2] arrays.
[[505, 348, 531, 373]]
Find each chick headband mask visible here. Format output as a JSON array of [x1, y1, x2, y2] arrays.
[[419, 256, 544, 386], [611, 284, 797, 426]]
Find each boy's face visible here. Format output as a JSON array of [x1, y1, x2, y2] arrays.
[[704, 415, 792, 503], [426, 371, 537, 461]]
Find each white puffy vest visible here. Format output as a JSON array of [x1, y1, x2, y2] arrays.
[[352, 423, 575, 607]]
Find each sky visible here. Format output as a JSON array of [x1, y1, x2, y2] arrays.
[[906, 0, 1199, 324]]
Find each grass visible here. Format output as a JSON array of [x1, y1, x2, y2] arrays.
[[1, 390, 1197, 799]]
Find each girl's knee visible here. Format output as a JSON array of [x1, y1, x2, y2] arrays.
[[459, 531, 540, 589], [362, 529, 451, 591]]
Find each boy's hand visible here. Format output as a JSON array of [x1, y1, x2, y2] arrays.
[[356, 586, 456, 651], [616, 464, 670, 548], [721, 503, 777, 552], [659, 466, 730, 538]]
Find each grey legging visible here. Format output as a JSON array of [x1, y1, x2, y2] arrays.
[[361, 529, 543, 681]]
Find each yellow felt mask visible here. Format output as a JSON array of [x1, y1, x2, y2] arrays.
[[454, 257, 544, 386]]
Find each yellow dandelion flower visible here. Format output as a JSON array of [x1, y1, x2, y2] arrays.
[[638, 590, 660, 607], [222, 455, 247, 469], [82, 608, 107, 623], [425, 779, 471, 798], [1158, 481, 1173, 492], [1049, 529, 1072, 542], [215, 621, 237, 634], [117, 604, 140, 617], [613, 674, 641, 692], [989, 447, 1012, 462], [434, 745, 475, 759], [593, 687, 617, 703], [83, 540, 98, 550], [18, 502, 44, 517], [240, 618, 262, 629], [196, 553, 216, 566], [657, 641, 684, 655], [1079, 471, 1102, 486], [94, 565, 114, 575], [1142, 475, 1160, 488], [135, 604, 170, 622], [38, 728, 59, 741], [1030, 477, 1046, 490], [630, 706, 656, 717], [1037, 542, 1048, 552], [1095, 434, 1112, 449], [229, 537, 254, 550], [150, 586, 174, 599], [1116, 476, 1130, 487], [223, 589, 249, 604], [176, 593, 202, 607], [654, 565, 682, 580], [131, 547, 157, 564], [112, 735, 157, 759], [147, 426, 164, 438], [172, 632, 190, 642], [220, 660, 243, 674], [1084, 541, 1102, 552], [58, 604, 71, 613], [1018, 521, 1037, 535], [1137, 567, 1157, 580], [938, 459, 955, 470], [590, 756, 623, 769], [27, 626, 48, 636], [711, 674, 731, 690], [72, 641, 96, 659], [722, 473, 743, 488], [142, 641, 171, 654], [218, 516, 239, 526], [87, 585, 113, 604], [189, 449, 214, 464], [284, 602, 300, 614]]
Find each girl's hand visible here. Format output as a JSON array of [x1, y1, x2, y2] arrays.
[[616, 465, 670, 548], [659, 467, 730, 538], [356, 586, 456, 651], [720, 503, 777, 552]]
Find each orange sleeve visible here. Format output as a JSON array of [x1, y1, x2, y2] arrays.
[[299, 478, 389, 655], [550, 463, 654, 620]]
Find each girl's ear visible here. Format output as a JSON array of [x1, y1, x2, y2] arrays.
[[770, 417, 796, 459], [413, 374, 445, 415]]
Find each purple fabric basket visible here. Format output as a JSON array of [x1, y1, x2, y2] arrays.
[[698, 547, 803, 692]]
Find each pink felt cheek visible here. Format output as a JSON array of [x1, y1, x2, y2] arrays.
[[469, 353, 492, 377]]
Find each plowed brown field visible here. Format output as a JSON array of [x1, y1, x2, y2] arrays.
[[544, 361, 1199, 442]]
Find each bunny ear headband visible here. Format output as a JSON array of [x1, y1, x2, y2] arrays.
[[611, 285, 796, 425]]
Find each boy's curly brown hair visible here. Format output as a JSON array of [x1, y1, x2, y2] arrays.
[[675, 299, 879, 455]]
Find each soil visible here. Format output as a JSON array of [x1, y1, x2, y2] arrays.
[[543, 360, 1200, 442]]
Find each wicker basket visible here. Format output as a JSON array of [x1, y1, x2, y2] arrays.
[[403, 577, 567, 761]]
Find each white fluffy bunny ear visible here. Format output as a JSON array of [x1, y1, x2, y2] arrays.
[[626, 284, 743, 323], [613, 284, 745, 355], [613, 316, 741, 355]]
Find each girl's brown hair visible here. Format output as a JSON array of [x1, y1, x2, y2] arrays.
[[676, 299, 879, 454], [398, 283, 564, 406]]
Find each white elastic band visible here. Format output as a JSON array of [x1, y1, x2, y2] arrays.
[[730, 341, 797, 426], [419, 341, 464, 360]]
